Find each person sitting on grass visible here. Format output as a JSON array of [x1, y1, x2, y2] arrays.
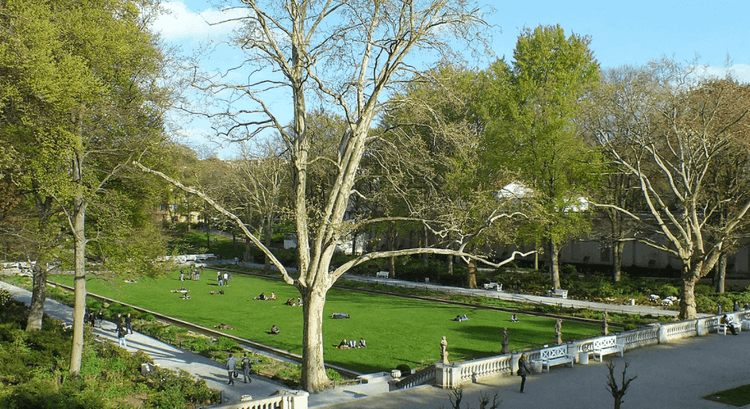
[[182, 293, 191, 300], [358, 338, 367, 348], [337, 338, 349, 349], [510, 314, 519, 323], [254, 292, 267, 301], [270, 325, 280, 335], [285, 298, 297, 306], [268, 292, 277, 300]]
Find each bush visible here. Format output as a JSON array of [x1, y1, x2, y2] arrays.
[[658, 284, 680, 298], [695, 294, 717, 314], [396, 364, 411, 374], [326, 368, 343, 382], [216, 336, 239, 351]]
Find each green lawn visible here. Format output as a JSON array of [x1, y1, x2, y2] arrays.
[[704, 384, 750, 406], [52, 270, 601, 374]]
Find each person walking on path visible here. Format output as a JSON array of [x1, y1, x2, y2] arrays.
[[241, 353, 252, 384], [518, 354, 531, 393], [125, 313, 133, 335], [117, 322, 128, 348], [226, 353, 238, 385]]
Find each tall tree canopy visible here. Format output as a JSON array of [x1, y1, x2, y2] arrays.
[[0, 0, 172, 373], [481, 25, 602, 289], [588, 60, 750, 319], [139, 0, 510, 393]]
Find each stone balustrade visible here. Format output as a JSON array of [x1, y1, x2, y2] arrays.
[[435, 311, 747, 389], [211, 390, 308, 409]]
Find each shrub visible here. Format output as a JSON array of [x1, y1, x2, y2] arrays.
[[326, 368, 343, 382], [216, 336, 239, 351], [658, 284, 680, 298], [694, 284, 714, 296], [181, 335, 211, 353], [695, 294, 717, 314], [396, 364, 411, 374], [0, 288, 11, 305]]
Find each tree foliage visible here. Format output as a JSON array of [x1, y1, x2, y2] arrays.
[[0, 0, 173, 373], [141, 0, 502, 393], [588, 59, 750, 319], [481, 25, 602, 288]]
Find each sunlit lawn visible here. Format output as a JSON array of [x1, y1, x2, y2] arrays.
[[52, 271, 600, 374]]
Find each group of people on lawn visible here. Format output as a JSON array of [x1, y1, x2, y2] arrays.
[[337, 337, 366, 349], [179, 264, 203, 281]]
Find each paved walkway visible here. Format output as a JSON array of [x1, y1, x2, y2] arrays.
[[315, 331, 750, 409]]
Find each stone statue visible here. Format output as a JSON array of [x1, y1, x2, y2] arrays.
[[501, 327, 509, 355], [555, 319, 563, 345], [440, 336, 449, 364]]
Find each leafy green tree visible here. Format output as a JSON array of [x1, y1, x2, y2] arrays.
[[0, 0, 172, 374], [482, 25, 602, 289], [380, 63, 523, 286]]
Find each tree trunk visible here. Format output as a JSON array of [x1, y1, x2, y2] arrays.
[[447, 239, 454, 275], [245, 237, 252, 262], [612, 241, 623, 283], [679, 275, 698, 320], [467, 260, 477, 289], [549, 240, 561, 289], [422, 226, 428, 267], [70, 188, 87, 375], [264, 215, 273, 270], [716, 253, 727, 294], [205, 206, 211, 249], [26, 260, 48, 331], [300, 288, 331, 393]]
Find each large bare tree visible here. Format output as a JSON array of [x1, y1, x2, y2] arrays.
[[137, 0, 543, 393], [589, 60, 750, 319]]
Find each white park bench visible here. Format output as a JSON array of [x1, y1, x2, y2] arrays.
[[376, 271, 389, 278], [716, 316, 742, 335], [548, 289, 568, 299], [483, 282, 502, 291], [591, 335, 625, 361], [532, 345, 575, 373]]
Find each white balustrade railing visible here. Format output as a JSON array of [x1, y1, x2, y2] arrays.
[[211, 390, 308, 409], [436, 311, 748, 389], [457, 354, 513, 384]]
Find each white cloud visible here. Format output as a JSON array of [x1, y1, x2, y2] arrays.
[[151, 1, 249, 42], [694, 64, 750, 84]]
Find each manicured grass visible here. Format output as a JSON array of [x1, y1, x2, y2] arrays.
[[704, 384, 750, 406], [51, 271, 601, 374]]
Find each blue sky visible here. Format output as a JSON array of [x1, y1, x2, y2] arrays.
[[152, 0, 750, 158]]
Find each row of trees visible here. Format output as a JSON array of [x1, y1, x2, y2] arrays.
[[140, 0, 750, 392], [4, 0, 750, 396]]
